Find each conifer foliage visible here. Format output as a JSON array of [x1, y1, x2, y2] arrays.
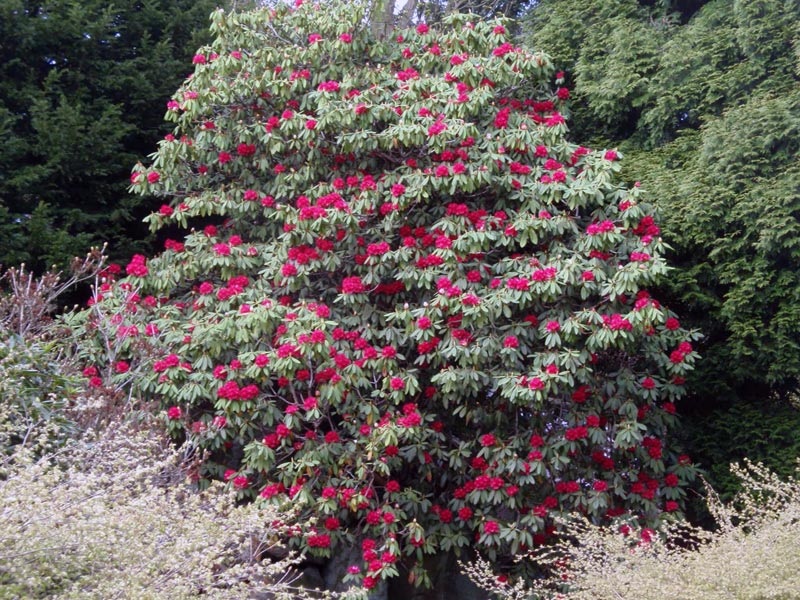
[[526, 0, 800, 399], [78, 1, 699, 588]]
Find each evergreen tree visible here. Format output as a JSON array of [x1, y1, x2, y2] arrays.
[[0, 0, 222, 270], [526, 0, 800, 497]]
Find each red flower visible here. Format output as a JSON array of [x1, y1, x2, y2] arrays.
[[166, 406, 182, 420], [555, 480, 580, 494], [494, 107, 510, 128], [428, 121, 447, 136], [480, 433, 496, 447], [492, 43, 514, 57], [341, 276, 366, 294], [125, 254, 148, 277], [528, 377, 544, 391], [307, 533, 331, 548], [565, 426, 588, 441], [483, 521, 500, 535], [507, 277, 529, 291]]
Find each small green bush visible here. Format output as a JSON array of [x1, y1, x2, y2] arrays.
[[0, 333, 78, 460]]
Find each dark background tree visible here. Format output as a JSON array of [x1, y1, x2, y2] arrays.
[[526, 0, 800, 499], [0, 0, 226, 271]]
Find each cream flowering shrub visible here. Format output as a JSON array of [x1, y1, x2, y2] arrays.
[[464, 459, 800, 600], [0, 416, 320, 600]]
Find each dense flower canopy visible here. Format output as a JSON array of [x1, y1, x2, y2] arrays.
[[80, 1, 699, 588]]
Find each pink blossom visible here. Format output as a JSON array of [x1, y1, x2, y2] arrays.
[[213, 243, 231, 256], [480, 433, 496, 447], [125, 255, 148, 277], [492, 43, 514, 57], [341, 276, 366, 294], [483, 521, 500, 535]]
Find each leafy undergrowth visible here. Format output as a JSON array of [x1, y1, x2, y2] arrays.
[[465, 460, 800, 600], [0, 410, 321, 599]]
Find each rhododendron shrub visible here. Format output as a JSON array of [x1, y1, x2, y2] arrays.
[[80, 1, 700, 588]]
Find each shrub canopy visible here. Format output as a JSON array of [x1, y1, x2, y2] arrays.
[[77, 1, 700, 588]]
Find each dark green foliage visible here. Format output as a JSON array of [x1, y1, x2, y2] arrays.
[[686, 399, 800, 501], [525, 0, 666, 143], [623, 85, 800, 399], [0, 0, 221, 271], [527, 0, 800, 396], [527, 0, 798, 147], [526, 0, 800, 497]]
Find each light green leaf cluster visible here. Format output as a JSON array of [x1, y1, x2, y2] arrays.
[[0, 333, 78, 460]]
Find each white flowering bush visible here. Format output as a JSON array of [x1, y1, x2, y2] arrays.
[[0, 415, 319, 599], [464, 459, 800, 599]]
